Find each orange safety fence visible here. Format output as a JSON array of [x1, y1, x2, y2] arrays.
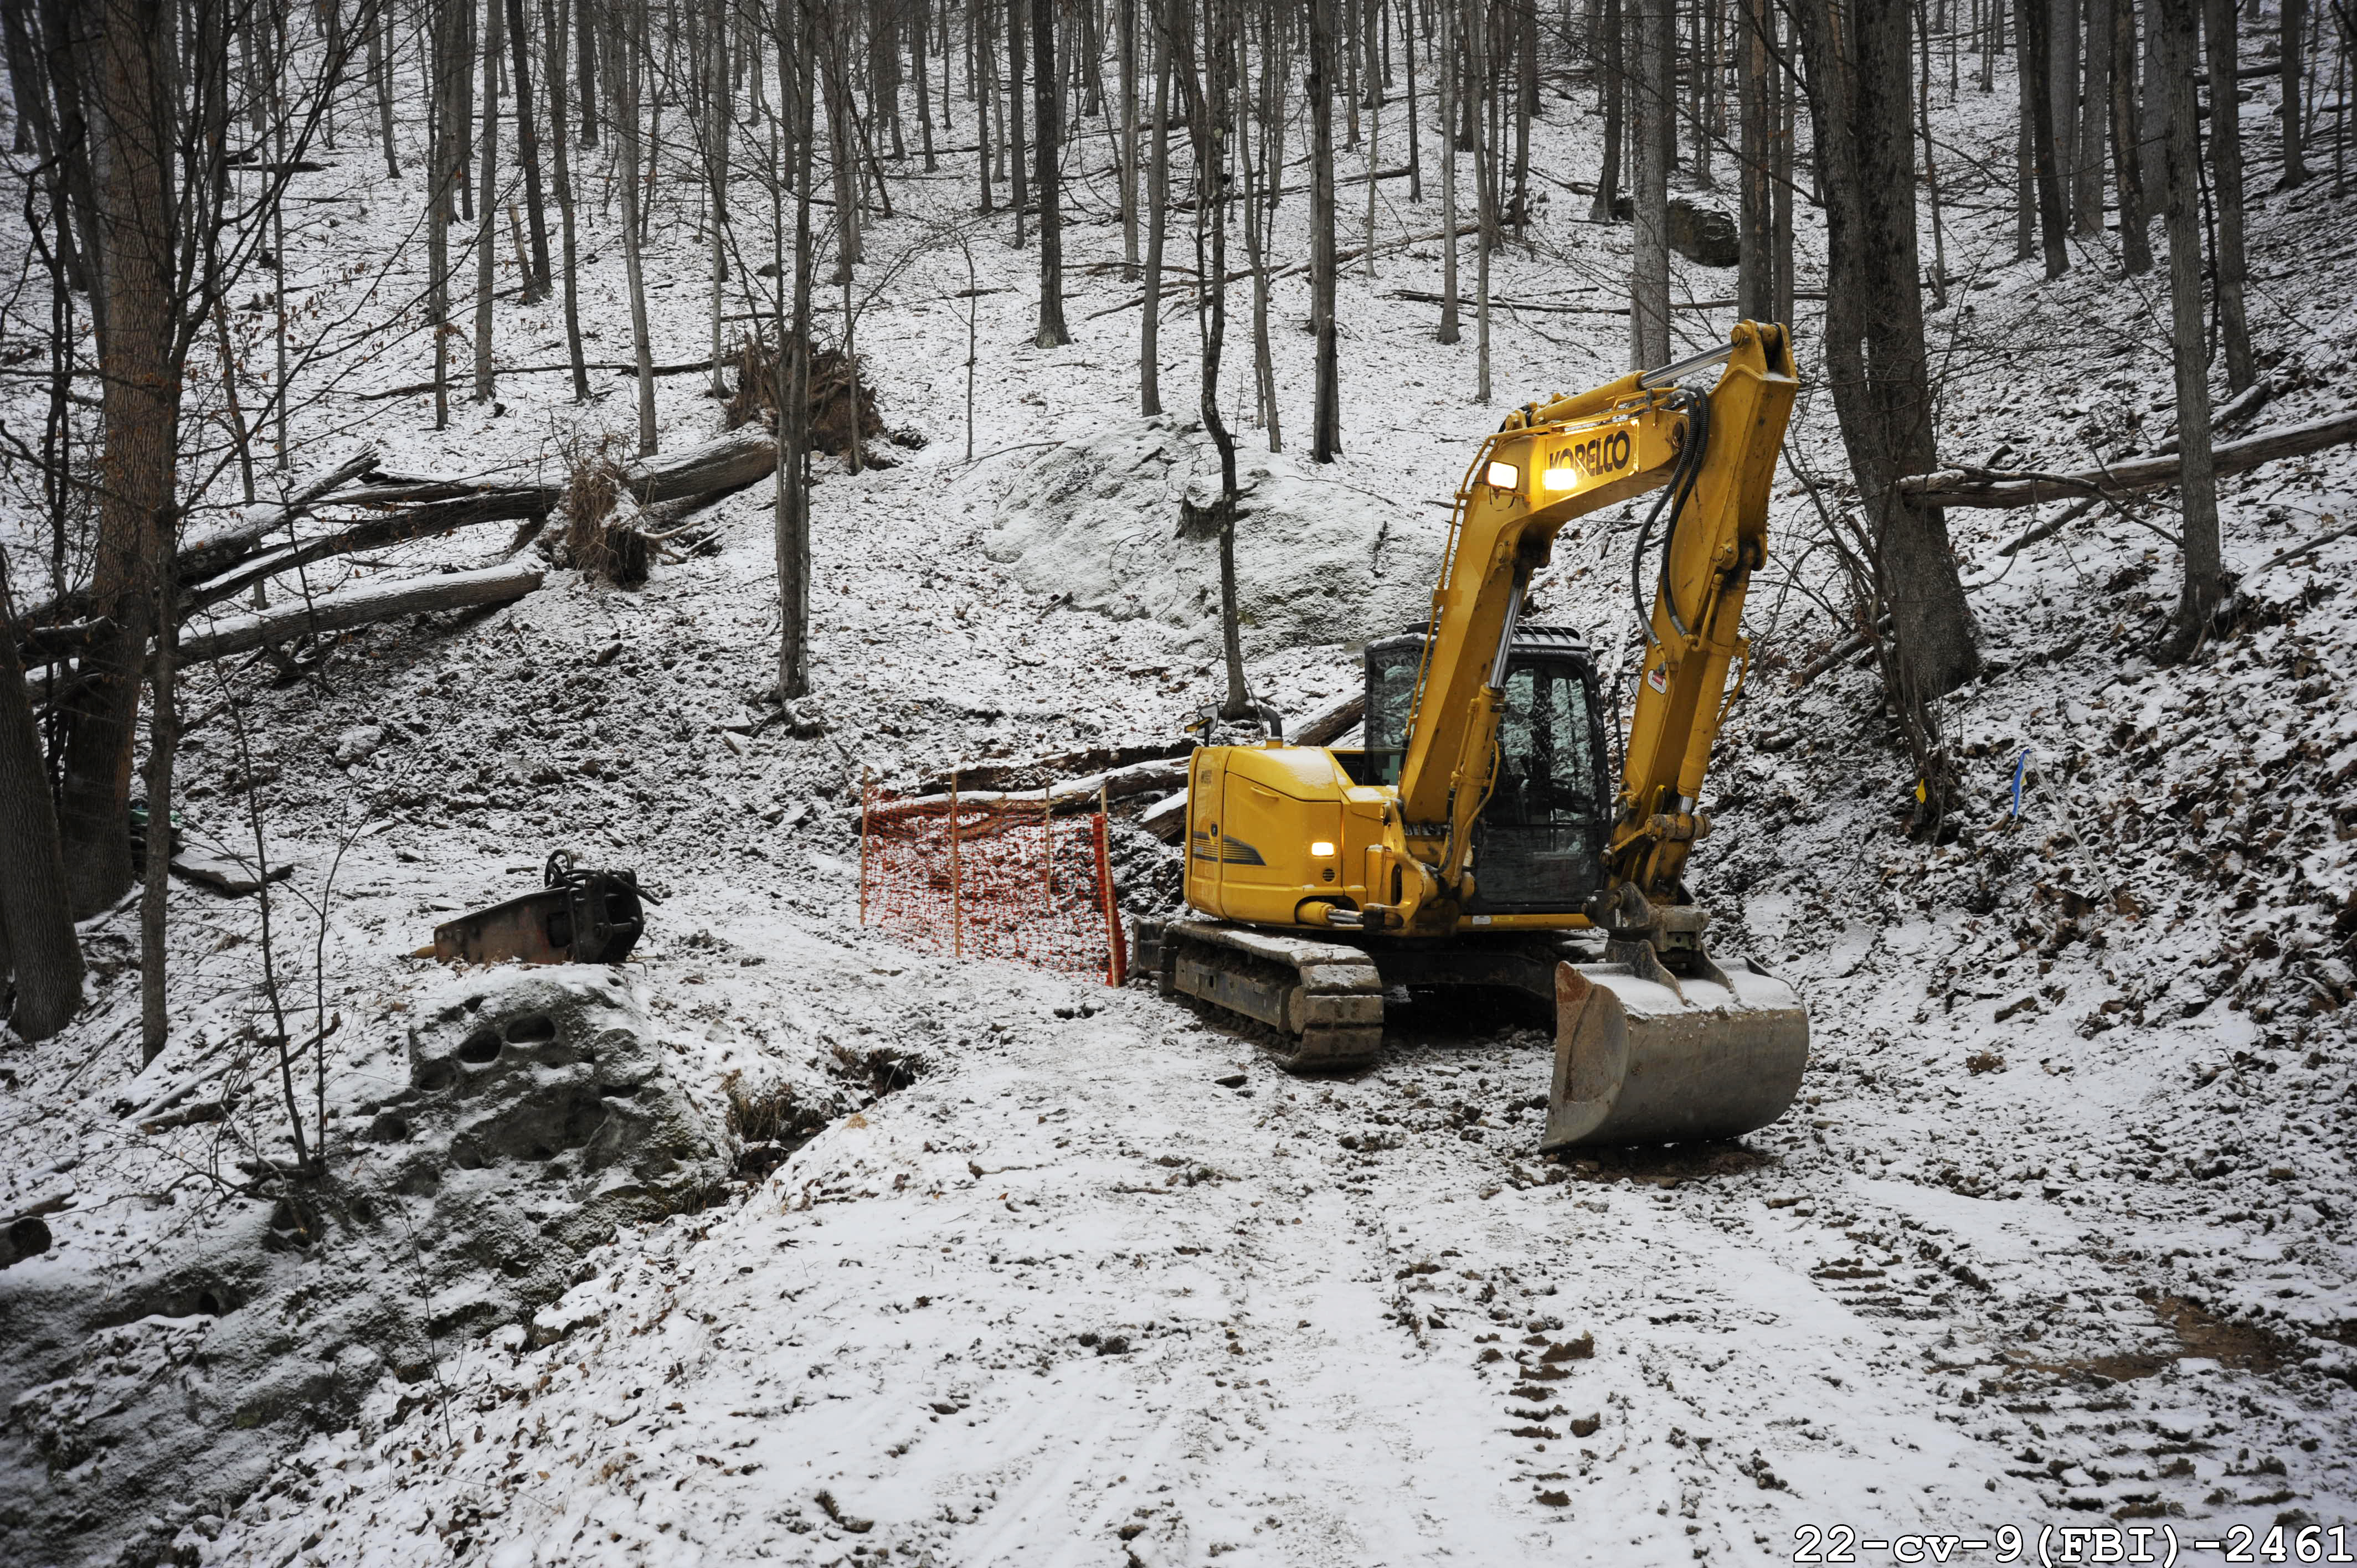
[[859, 778, 1128, 987]]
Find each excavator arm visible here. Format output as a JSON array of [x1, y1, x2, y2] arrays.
[[1379, 321, 1799, 950]]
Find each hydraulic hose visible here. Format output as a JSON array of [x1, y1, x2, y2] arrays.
[[1628, 388, 1712, 645]]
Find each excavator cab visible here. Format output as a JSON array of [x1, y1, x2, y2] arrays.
[[1349, 627, 1612, 917]]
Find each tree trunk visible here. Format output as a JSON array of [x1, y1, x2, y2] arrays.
[[1438, 0, 1460, 341], [1035, 0, 1071, 343], [1917, 0, 1949, 307], [2202, 0, 2253, 389], [56, 0, 181, 919], [1588, 0, 1622, 221], [430, 0, 459, 427], [1140, 5, 1170, 416], [543, 0, 590, 399], [475, 0, 503, 400], [1178, 0, 1250, 722], [0, 596, 83, 1040], [2280, 0, 2308, 184], [779, 0, 817, 699], [979, 0, 996, 210], [370, 0, 401, 176], [1310, 0, 1342, 457], [824, 11, 863, 271], [1246, 0, 1281, 449], [615, 0, 657, 452], [138, 536, 175, 1064], [2156, 0, 2223, 658], [2075, 0, 2112, 234], [1008, 0, 1028, 243], [1629, 0, 1670, 370], [1792, 0, 1982, 699], [2018, 0, 2070, 275], [577, 0, 598, 142], [2109, 0, 2153, 270], [2050, 0, 2080, 225], [35, 0, 110, 343], [1404, 0, 1421, 200], [1471, 0, 1494, 399], [506, 0, 553, 298], [706, 0, 730, 399], [1120, 0, 1140, 269], [1737, 0, 1774, 320], [2140, 0, 2169, 207], [1773, 27, 1794, 325], [915, 0, 938, 169]]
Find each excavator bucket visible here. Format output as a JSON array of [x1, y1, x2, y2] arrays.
[[1540, 953, 1808, 1152]]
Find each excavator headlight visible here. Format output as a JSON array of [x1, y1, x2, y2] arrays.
[[1309, 841, 1336, 858], [1484, 461, 1520, 492], [1541, 467, 1576, 492]]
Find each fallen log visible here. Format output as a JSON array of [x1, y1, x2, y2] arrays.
[[20, 448, 382, 628], [910, 739, 1193, 798], [177, 448, 384, 581], [173, 564, 544, 666], [1897, 409, 2357, 509], [16, 618, 117, 665], [183, 488, 555, 616], [626, 425, 778, 505], [871, 755, 1191, 820], [352, 360, 719, 400]]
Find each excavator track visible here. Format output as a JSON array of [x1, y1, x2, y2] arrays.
[[1150, 918, 1385, 1073]]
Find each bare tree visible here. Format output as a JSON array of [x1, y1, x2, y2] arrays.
[[2155, 0, 2224, 658], [476, 0, 504, 400], [1120, 0, 1141, 270], [507, 0, 554, 297], [543, 0, 591, 398], [2202, 0, 2255, 390], [1309, 0, 1342, 457], [614, 0, 658, 452], [1033, 0, 1071, 344], [2017, 0, 2069, 276], [0, 583, 83, 1040], [1736, 0, 1774, 321], [1790, 0, 1982, 710], [1438, 0, 1460, 342], [2075, 0, 2113, 235], [1140, 2, 1171, 416], [778, 0, 817, 697], [2108, 0, 2153, 272], [1589, 0, 1623, 222], [1171, 0, 1252, 720], [2280, 0, 2309, 184], [1629, 0, 1670, 370], [1470, 0, 1494, 399]]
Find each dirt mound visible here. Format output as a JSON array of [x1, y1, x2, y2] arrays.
[[984, 417, 1448, 657]]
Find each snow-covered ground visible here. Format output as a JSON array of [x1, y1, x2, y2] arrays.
[[4, 30, 2355, 1568]]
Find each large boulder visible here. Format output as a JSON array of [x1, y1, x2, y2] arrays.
[[1668, 198, 1740, 268], [0, 971, 737, 1568], [984, 419, 1447, 656]]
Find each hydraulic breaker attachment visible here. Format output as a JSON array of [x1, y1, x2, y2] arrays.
[[1541, 949, 1807, 1151], [423, 850, 651, 967]]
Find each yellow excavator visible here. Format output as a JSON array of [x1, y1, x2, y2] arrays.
[[1149, 321, 1808, 1151]]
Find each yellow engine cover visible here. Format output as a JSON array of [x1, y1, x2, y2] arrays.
[[1184, 744, 1382, 926]]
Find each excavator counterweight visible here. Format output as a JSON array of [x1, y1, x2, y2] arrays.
[[1156, 323, 1807, 1151]]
